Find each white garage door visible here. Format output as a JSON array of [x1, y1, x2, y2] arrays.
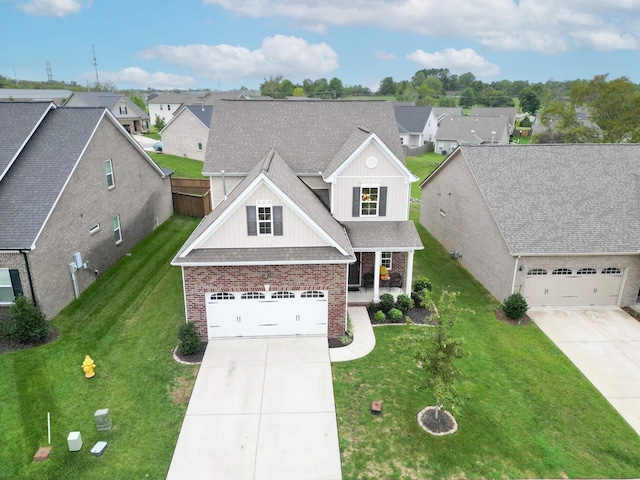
[[205, 290, 328, 339], [523, 267, 623, 306]]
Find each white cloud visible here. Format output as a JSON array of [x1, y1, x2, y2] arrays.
[[16, 0, 90, 16], [406, 48, 500, 78], [203, 0, 640, 54], [79, 67, 196, 90], [137, 35, 338, 82], [375, 51, 396, 61]]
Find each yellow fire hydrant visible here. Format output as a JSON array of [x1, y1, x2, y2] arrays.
[[82, 355, 96, 378]]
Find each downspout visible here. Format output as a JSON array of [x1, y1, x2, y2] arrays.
[[510, 255, 521, 294], [221, 170, 227, 201], [20, 250, 37, 305]]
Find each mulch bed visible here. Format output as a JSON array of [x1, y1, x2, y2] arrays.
[[420, 408, 456, 434], [173, 342, 207, 364], [494, 308, 532, 325], [0, 328, 59, 355]]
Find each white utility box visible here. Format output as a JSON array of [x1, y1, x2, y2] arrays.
[[67, 431, 82, 451]]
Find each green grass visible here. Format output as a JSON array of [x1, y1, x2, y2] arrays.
[[147, 152, 206, 179], [0, 215, 201, 480], [405, 152, 443, 198], [333, 158, 640, 479], [143, 132, 161, 140]]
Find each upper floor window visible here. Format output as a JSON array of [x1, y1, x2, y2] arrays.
[[105, 159, 115, 189], [352, 186, 387, 217], [381, 252, 392, 269], [361, 186, 379, 216], [113, 215, 123, 244], [246, 204, 283, 236], [0, 269, 22, 303], [119, 105, 128, 115]]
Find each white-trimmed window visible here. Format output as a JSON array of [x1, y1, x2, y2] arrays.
[[246, 204, 282, 236], [361, 185, 379, 216], [197, 142, 203, 151], [381, 252, 392, 269], [105, 159, 115, 189], [113, 215, 122, 244], [257, 206, 272, 235], [119, 105, 128, 115], [0, 269, 22, 303]]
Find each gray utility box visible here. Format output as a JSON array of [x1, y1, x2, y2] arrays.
[[94, 408, 113, 431]]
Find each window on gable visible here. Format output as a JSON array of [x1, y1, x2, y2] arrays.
[[381, 252, 392, 269], [105, 159, 115, 189], [119, 105, 128, 115], [360, 186, 379, 216], [602, 267, 621, 275], [113, 215, 123, 244], [0, 269, 22, 303], [246, 204, 282, 236]]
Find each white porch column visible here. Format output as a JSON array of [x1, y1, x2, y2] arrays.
[[405, 250, 415, 294], [373, 250, 382, 303]]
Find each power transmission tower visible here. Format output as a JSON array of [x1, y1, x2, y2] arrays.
[[46, 61, 53, 83], [92, 45, 100, 89]]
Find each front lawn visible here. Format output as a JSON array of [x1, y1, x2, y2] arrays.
[[0, 215, 200, 480], [147, 152, 206, 179], [333, 154, 640, 479]]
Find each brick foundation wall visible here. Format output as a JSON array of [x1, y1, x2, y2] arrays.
[[183, 263, 348, 340]]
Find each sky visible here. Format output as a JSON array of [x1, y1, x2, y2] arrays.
[[2, 0, 640, 92]]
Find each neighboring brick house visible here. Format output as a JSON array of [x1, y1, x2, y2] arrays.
[[420, 144, 640, 308], [160, 105, 213, 161], [172, 100, 424, 341], [0, 102, 173, 320], [64, 92, 149, 133]]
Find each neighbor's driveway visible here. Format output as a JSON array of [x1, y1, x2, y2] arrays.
[[530, 306, 640, 435], [166, 336, 342, 480]]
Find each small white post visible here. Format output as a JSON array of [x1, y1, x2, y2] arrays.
[[47, 412, 51, 444]]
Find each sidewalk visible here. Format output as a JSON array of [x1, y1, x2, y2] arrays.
[[330, 307, 375, 362]]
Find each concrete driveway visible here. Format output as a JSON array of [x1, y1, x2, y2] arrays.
[[530, 306, 640, 435], [132, 134, 157, 151], [167, 336, 342, 480]]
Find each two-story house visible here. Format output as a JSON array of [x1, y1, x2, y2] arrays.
[[64, 92, 149, 133], [393, 105, 438, 146], [171, 100, 423, 341], [160, 105, 213, 161], [0, 102, 173, 320]]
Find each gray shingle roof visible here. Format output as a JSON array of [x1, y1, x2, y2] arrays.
[[393, 106, 433, 133], [341, 221, 424, 250], [174, 148, 354, 264], [0, 102, 53, 180], [203, 100, 404, 175], [65, 92, 148, 119], [458, 144, 640, 255], [185, 105, 213, 127], [0, 107, 106, 249]]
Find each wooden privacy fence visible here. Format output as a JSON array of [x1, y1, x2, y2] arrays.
[[171, 178, 212, 217]]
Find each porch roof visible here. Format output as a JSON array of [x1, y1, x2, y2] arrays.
[[342, 221, 424, 251], [172, 246, 353, 265]]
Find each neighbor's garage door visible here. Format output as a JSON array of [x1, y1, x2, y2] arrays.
[[523, 267, 623, 306], [205, 290, 328, 339]]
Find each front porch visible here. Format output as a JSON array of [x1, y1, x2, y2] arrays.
[[347, 286, 405, 305]]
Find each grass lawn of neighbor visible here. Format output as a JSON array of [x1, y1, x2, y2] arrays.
[[331, 153, 640, 479], [147, 152, 206, 179], [0, 215, 200, 480]]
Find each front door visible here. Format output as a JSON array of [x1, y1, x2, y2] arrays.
[[348, 252, 361, 286]]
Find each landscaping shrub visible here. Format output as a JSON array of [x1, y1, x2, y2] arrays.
[[177, 321, 202, 355], [379, 293, 395, 313], [373, 310, 386, 323], [10, 296, 49, 344], [502, 292, 529, 319], [388, 308, 404, 322], [396, 293, 414, 313], [413, 277, 433, 292]]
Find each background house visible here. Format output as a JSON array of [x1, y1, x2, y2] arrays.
[[0, 88, 72, 105], [64, 92, 149, 133], [0, 102, 173, 320], [160, 105, 213, 161], [434, 116, 510, 154], [470, 107, 517, 134], [420, 144, 640, 308], [393, 105, 437, 148], [172, 100, 423, 341]]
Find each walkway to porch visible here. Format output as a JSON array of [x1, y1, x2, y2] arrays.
[[347, 286, 404, 305]]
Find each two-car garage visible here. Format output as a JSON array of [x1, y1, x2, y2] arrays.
[[205, 290, 328, 339], [523, 266, 624, 307]]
